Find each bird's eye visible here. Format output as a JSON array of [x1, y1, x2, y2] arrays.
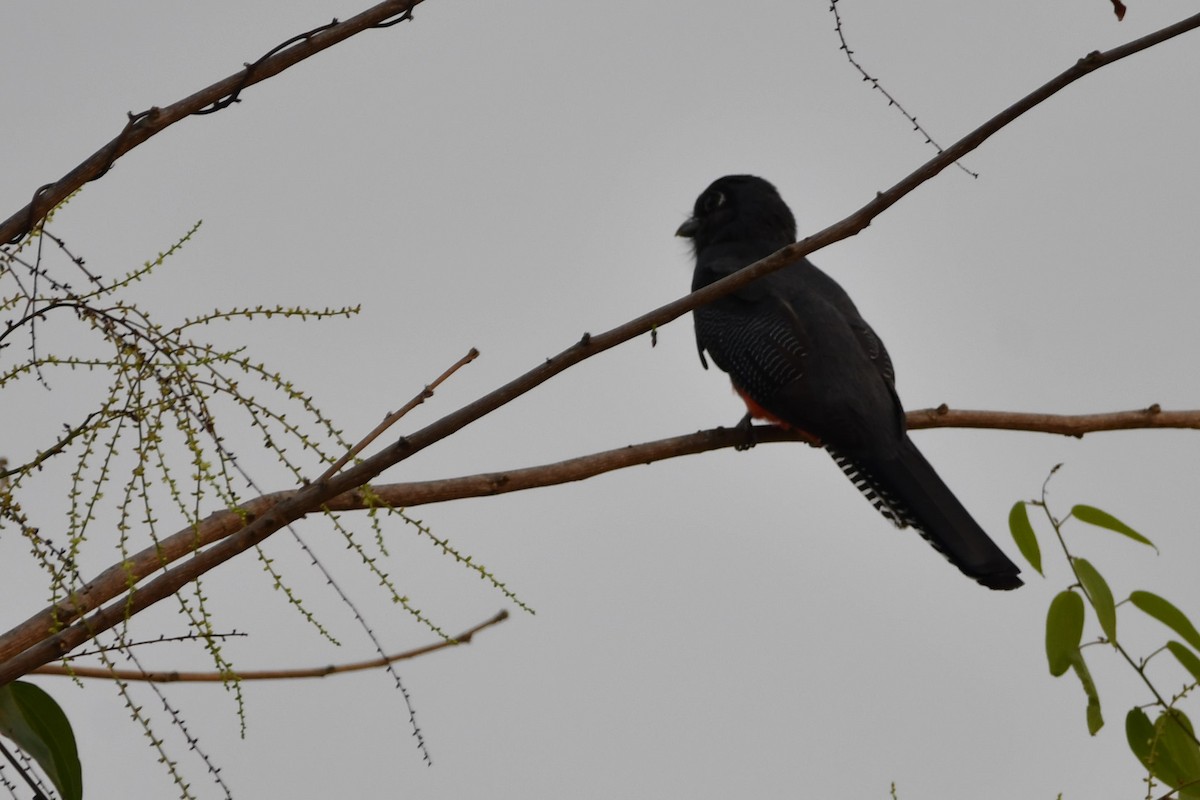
[[700, 190, 725, 214]]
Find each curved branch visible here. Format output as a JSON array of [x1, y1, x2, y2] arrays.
[[1, 13, 1198, 685], [0, 0, 423, 245], [30, 610, 507, 683]]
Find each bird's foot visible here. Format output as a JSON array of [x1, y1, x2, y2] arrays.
[[795, 428, 823, 448], [733, 414, 822, 450], [734, 413, 757, 451]]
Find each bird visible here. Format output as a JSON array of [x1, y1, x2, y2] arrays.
[[676, 174, 1022, 590]]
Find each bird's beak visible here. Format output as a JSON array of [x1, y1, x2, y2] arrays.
[[675, 217, 699, 238]]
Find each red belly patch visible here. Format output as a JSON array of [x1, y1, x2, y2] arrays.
[[733, 384, 791, 427], [732, 383, 822, 446]]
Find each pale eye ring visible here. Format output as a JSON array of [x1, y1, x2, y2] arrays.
[[701, 190, 725, 214]]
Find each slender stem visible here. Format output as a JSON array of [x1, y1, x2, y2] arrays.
[[317, 347, 479, 481], [0, 739, 49, 800], [31, 610, 507, 683]]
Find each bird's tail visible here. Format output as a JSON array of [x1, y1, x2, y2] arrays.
[[828, 437, 1023, 590]]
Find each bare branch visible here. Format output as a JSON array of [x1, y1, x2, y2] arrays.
[[318, 347, 479, 481], [905, 404, 1189, 437], [345, 405, 1200, 508], [0, 0, 423, 246], [31, 610, 507, 683], [1, 13, 1198, 686], [829, 0, 978, 177]]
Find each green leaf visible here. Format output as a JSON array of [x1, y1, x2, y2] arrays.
[[0, 681, 82, 800], [1127, 707, 1200, 797], [1071, 655, 1104, 735], [1074, 557, 1117, 643], [1131, 591, 1200, 652], [1071, 504, 1157, 550], [1128, 707, 1155, 766], [1156, 710, 1200, 799], [1008, 502, 1043, 576], [1086, 698, 1104, 736], [1169, 641, 1200, 685], [1046, 590, 1085, 677]]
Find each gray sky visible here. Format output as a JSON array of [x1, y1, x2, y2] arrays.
[[5, 1, 1200, 797]]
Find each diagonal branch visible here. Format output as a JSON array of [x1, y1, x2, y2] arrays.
[[317, 347, 479, 482], [1, 13, 1198, 686], [0, 0, 424, 246]]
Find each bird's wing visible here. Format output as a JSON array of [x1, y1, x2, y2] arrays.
[[694, 294, 808, 407], [848, 318, 895, 387]]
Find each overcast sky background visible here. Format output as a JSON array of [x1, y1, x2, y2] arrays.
[[5, 1, 1200, 798]]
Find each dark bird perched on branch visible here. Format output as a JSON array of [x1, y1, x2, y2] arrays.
[[677, 174, 1021, 590]]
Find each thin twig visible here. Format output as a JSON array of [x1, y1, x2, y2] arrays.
[[66, 631, 247, 659], [829, 0, 977, 178], [317, 347, 479, 482], [0, 739, 48, 800], [32, 610, 507, 683]]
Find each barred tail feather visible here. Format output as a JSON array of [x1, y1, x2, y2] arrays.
[[828, 439, 1023, 591]]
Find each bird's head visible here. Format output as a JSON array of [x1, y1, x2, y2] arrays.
[[675, 175, 797, 254]]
